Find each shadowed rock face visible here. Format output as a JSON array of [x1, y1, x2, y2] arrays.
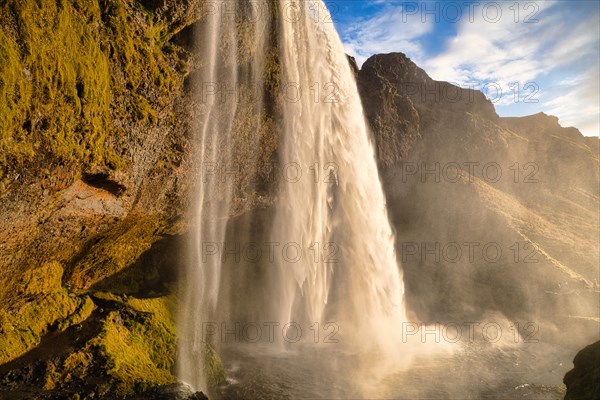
[[357, 52, 599, 345], [564, 341, 600, 399], [356, 54, 421, 167], [357, 52, 500, 167]]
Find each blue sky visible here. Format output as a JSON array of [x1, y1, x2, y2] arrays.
[[326, 0, 600, 136]]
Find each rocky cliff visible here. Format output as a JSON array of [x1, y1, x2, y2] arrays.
[[358, 51, 599, 343], [0, 0, 218, 397], [0, 0, 286, 397]]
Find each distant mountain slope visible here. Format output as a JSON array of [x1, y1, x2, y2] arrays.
[[357, 52, 599, 344]]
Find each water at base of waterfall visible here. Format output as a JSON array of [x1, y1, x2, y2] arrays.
[[209, 340, 572, 400]]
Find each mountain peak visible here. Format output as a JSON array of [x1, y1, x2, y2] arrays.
[[361, 52, 432, 85], [359, 52, 499, 128]]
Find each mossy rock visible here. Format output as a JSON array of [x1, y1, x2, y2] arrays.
[[0, 262, 92, 364], [88, 294, 226, 395], [93, 309, 175, 394], [57, 295, 96, 332], [201, 340, 227, 388], [67, 214, 166, 291], [0, 0, 115, 171], [0, 0, 182, 177]]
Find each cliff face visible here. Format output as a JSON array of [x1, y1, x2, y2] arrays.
[[0, 0, 200, 294], [0, 0, 283, 396], [0, 0, 212, 397], [358, 52, 498, 167], [358, 52, 599, 342]]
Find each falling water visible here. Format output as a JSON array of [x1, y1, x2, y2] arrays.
[[179, 0, 412, 392], [270, 0, 407, 346], [177, 3, 239, 390]]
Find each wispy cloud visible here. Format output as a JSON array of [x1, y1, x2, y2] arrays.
[[340, 2, 433, 66], [543, 66, 600, 135], [424, 2, 556, 79], [336, 0, 600, 136]]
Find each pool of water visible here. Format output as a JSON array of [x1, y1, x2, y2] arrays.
[[209, 340, 571, 399]]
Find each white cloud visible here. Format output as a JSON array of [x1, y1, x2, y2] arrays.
[[338, 0, 600, 136], [423, 1, 559, 87], [543, 66, 600, 137], [340, 2, 433, 66]]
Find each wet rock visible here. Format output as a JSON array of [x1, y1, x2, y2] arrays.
[[346, 54, 359, 77], [564, 341, 600, 400], [141, 383, 209, 400]]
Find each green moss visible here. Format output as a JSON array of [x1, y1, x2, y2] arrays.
[[68, 215, 165, 290], [0, 290, 227, 394], [87, 293, 226, 392], [127, 296, 176, 326], [0, 262, 90, 364], [0, 29, 34, 167], [0, 0, 115, 172], [43, 361, 61, 390], [202, 339, 228, 387], [101, 0, 177, 118], [133, 93, 158, 124], [91, 291, 124, 304], [89, 296, 177, 395], [19, 261, 64, 296], [0, 0, 181, 176], [62, 349, 93, 378], [57, 295, 95, 332], [96, 311, 174, 393]]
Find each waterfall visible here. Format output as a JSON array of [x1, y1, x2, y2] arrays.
[[270, 0, 408, 346], [179, 0, 410, 391], [177, 3, 239, 389]]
